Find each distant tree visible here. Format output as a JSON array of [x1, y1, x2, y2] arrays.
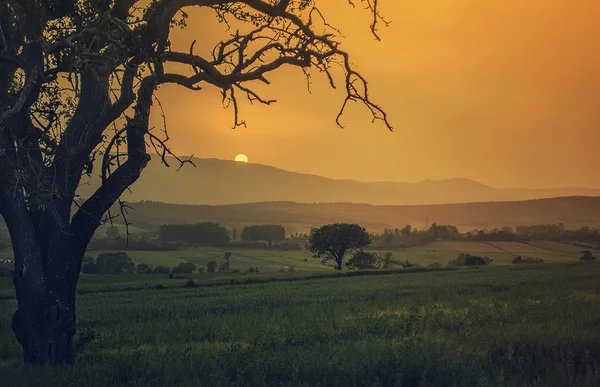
[[218, 252, 232, 272], [346, 251, 380, 270], [105, 226, 120, 238], [159, 222, 231, 247], [309, 223, 372, 270], [429, 223, 439, 239], [432, 224, 460, 240], [136, 263, 152, 274], [172, 262, 197, 274], [206, 261, 218, 274], [580, 251, 597, 262], [381, 229, 395, 246], [382, 252, 395, 269], [241, 225, 286, 247], [81, 261, 98, 275], [96, 252, 135, 274], [512, 256, 543, 264], [401, 225, 412, 236], [448, 253, 492, 267]]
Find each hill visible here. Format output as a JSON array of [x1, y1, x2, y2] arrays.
[[109, 196, 600, 233], [77, 156, 600, 206]]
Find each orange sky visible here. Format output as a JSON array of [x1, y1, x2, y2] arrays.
[[152, 0, 600, 189]]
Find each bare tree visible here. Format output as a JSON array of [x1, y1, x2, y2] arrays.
[[0, 0, 391, 365]]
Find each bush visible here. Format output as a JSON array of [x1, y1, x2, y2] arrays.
[[81, 261, 98, 274], [512, 256, 544, 264], [580, 251, 597, 262], [172, 262, 196, 274], [448, 253, 492, 267], [427, 262, 442, 269], [248, 266, 260, 273], [346, 251, 380, 270], [399, 260, 414, 268], [206, 261, 218, 273], [136, 262, 152, 274], [381, 252, 394, 269], [96, 252, 135, 274]]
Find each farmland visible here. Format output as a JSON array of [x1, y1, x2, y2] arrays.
[[1, 262, 599, 386], [80, 240, 593, 273]]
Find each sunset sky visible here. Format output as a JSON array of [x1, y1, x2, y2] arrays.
[[153, 0, 600, 189]]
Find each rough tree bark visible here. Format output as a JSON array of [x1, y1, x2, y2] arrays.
[[0, 0, 390, 365]]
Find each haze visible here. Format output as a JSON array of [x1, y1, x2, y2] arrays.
[[153, 0, 600, 189]]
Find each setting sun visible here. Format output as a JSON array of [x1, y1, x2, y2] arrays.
[[234, 154, 249, 163]]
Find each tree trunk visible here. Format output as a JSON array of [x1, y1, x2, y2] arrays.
[[11, 295, 77, 365], [336, 259, 343, 270], [11, 247, 79, 365]]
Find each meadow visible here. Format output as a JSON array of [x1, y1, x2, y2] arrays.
[[0, 262, 599, 386], [83, 240, 591, 273]]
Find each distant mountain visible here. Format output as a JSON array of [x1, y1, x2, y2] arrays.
[[77, 157, 600, 206], [107, 197, 600, 234]]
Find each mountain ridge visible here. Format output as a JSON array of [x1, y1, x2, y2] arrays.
[[107, 196, 600, 234], [77, 156, 600, 206]]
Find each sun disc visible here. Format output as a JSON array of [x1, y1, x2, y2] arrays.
[[235, 154, 249, 163]]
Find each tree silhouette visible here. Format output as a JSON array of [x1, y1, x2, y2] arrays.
[[309, 223, 371, 270], [241, 224, 286, 247], [1, 0, 391, 365]]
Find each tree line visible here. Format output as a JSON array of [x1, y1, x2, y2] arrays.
[[158, 223, 288, 248], [372, 223, 600, 249]]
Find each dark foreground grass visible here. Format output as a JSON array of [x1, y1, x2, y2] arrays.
[[1, 263, 599, 386]]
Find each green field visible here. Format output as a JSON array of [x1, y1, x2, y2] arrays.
[[82, 241, 595, 273], [1, 263, 599, 386]]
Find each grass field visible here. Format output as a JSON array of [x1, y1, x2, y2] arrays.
[[82, 241, 596, 273], [0, 263, 599, 386]]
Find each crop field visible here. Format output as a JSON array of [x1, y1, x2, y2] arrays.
[[88, 248, 329, 272], [0, 263, 599, 386], [1, 240, 596, 276], [442, 241, 588, 264]]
